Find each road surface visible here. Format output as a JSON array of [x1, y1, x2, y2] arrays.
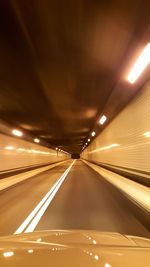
[[0, 160, 149, 238]]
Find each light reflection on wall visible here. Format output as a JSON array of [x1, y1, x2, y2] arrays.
[[81, 80, 150, 172], [87, 144, 120, 154], [0, 133, 70, 171], [3, 147, 56, 156]]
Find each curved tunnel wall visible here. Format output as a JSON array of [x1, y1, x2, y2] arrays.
[[0, 133, 70, 171], [81, 80, 150, 174]]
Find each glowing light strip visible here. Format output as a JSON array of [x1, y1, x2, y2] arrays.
[[128, 43, 150, 84], [99, 115, 107, 125], [88, 144, 120, 154]]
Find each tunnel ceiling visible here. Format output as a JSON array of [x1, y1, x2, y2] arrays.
[[0, 0, 150, 153]]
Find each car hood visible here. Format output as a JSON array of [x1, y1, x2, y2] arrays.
[[0, 230, 150, 267]]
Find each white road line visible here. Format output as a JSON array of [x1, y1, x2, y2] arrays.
[[14, 160, 75, 234]]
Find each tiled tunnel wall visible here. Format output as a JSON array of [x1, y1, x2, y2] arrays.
[[81, 80, 150, 173]]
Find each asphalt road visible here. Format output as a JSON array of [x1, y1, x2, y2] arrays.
[[0, 160, 149, 238]]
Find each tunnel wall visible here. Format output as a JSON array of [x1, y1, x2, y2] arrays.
[[81, 80, 150, 174], [0, 133, 70, 171]]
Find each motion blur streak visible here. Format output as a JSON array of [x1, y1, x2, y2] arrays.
[[0, 160, 149, 237], [83, 160, 150, 212], [87, 144, 120, 154], [0, 133, 70, 171]]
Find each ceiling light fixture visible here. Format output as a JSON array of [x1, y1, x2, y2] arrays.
[[88, 139, 90, 142], [34, 138, 40, 143], [99, 115, 107, 125], [128, 43, 150, 84], [91, 131, 96, 137], [143, 131, 150, 137], [3, 251, 14, 258], [12, 129, 23, 137]]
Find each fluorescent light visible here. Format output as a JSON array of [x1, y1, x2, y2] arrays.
[[34, 138, 40, 143], [88, 139, 90, 142], [3, 251, 14, 258], [94, 255, 99, 260], [12, 129, 23, 137], [105, 264, 111, 267], [91, 131, 96, 137], [143, 131, 150, 137], [28, 249, 34, 253], [128, 43, 150, 84], [99, 115, 107, 125]]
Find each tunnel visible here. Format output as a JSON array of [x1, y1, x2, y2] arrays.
[[0, 1, 149, 265]]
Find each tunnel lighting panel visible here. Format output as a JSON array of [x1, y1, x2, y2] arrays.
[[105, 264, 111, 267], [99, 115, 107, 125], [128, 43, 150, 84], [56, 147, 58, 150], [34, 138, 40, 143], [28, 250, 34, 254], [88, 138, 90, 142], [3, 251, 14, 258], [91, 131, 96, 137], [143, 131, 150, 137], [12, 129, 23, 137]]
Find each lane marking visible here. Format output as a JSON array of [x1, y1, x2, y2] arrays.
[[25, 161, 75, 233], [14, 160, 75, 234]]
